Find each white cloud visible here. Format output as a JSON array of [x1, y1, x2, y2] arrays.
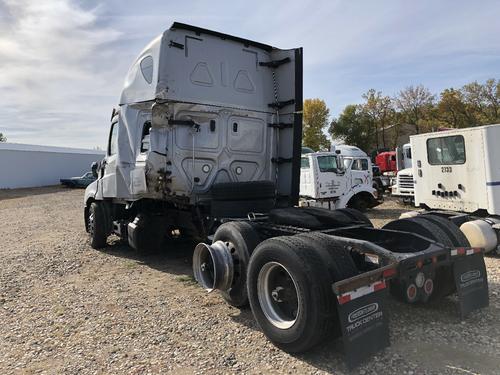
[[0, 0, 122, 147]]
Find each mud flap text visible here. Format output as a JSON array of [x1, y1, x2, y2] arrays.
[[453, 253, 489, 318], [336, 288, 389, 367]]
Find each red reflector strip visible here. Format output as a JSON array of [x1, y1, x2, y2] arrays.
[[374, 281, 386, 292], [451, 247, 483, 256], [336, 280, 387, 305], [337, 294, 351, 305]]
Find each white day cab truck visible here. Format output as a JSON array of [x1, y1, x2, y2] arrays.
[[299, 145, 380, 211], [84, 23, 490, 367], [391, 143, 415, 203], [403, 124, 500, 255]]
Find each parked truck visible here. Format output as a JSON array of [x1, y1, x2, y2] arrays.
[[299, 145, 380, 211], [405, 124, 500, 254], [84, 23, 489, 366], [374, 150, 397, 192], [391, 143, 415, 202]]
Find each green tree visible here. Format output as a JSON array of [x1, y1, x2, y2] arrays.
[[436, 88, 473, 128], [329, 104, 373, 151], [302, 98, 330, 151], [481, 78, 500, 122], [0, 133, 6, 142], [459, 79, 500, 125], [394, 85, 435, 134]]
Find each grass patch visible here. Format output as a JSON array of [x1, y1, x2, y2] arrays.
[[124, 260, 138, 269], [175, 275, 196, 284]]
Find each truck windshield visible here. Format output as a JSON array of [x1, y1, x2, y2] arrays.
[[317, 155, 339, 172]]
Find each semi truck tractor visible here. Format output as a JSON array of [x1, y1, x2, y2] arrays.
[[84, 23, 490, 366], [392, 143, 415, 202], [404, 124, 500, 254]]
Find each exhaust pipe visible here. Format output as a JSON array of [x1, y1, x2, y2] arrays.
[[193, 241, 234, 292]]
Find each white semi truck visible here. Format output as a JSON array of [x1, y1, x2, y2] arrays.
[[408, 124, 500, 253], [84, 23, 490, 366], [391, 143, 415, 202], [299, 146, 380, 211]]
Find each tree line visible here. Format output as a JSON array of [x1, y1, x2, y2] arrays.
[[302, 78, 500, 153]]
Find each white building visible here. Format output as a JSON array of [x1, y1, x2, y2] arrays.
[[0, 143, 105, 189]]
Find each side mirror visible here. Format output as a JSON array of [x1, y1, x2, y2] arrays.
[[91, 162, 98, 178]]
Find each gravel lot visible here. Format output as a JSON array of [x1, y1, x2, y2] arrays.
[[1, 187, 499, 374]]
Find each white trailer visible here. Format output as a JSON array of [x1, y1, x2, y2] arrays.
[[299, 146, 380, 211], [409, 124, 500, 252]]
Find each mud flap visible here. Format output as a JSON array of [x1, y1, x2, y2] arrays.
[[452, 250, 489, 319], [335, 281, 390, 368]]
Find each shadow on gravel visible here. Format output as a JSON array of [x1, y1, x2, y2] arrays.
[[97, 237, 197, 277], [229, 308, 349, 373]]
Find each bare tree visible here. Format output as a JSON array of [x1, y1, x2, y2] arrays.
[[394, 85, 435, 134], [361, 89, 394, 148]]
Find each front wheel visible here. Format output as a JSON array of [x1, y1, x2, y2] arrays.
[[87, 202, 108, 249], [347, 195, 369, 212]]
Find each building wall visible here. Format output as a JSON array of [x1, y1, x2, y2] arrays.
[[0, 143, 105, 189]]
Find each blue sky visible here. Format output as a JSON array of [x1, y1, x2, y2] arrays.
[[0, 0, 499, 148]]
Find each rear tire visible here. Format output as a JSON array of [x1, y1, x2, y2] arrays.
[[247, 234, 357, 353], [383, 217, 456, 300], [383, 217, 454, 247], [336, 208, 373, 227], [418, 214, 470, 247], [213, 222, 260, 307], [88, 202, 108, 249]]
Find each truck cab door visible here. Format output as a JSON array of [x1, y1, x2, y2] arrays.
[[315, 155, 349, 198], [350, 158, 371, 187], [101, 119, 119, 198]]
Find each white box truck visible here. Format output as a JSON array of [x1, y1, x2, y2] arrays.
[[409, 124, 500, 253], [83, 23, 490, 366]]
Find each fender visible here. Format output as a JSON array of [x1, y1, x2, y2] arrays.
[[336, 185, 377, 209], [84, 179, 104, 206]]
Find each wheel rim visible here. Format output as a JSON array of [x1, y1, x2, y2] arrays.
[[257, 262, 300, 329]]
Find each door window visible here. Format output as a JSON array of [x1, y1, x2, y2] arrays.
[[108, 122, 118, 156], [140, 121, 151, 153], [351, 158, 369, 170], [301, 157, 310, 168]]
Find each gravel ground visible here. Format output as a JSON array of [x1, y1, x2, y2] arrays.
[[0, 187, 499, 374]]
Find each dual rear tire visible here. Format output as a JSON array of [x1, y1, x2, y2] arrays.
[[382, 215, 470, 301], [247, 233, 358, 353]]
